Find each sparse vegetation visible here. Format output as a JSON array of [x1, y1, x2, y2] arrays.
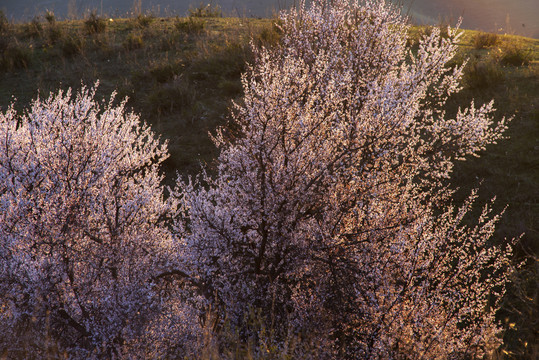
[[149, 60, 183, 83], [217, 78, 242, 96], [463, 57, 505, 89], [188, 2, 222, 18], [175, 16, 206, 34], [499, 254, 539, 358], [253, 20, 282, 47], [47, 24, 64, 44]]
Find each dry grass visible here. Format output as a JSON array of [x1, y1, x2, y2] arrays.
[[84, 12, 107, 34], [473, 32, 499, 49], [462, 57, 505, 89]]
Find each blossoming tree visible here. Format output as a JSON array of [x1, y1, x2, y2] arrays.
[[176, 0, 513, 357], [0, 85, 196, 358]]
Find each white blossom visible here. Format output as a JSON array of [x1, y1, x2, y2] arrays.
[[175, 1, 513, 358], [0, 84, 198, 358]]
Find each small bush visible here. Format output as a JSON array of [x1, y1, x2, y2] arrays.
[[124, 32, 144, 50], [473, 32, 498, 49], [135, 12, 155, 28], [61, 34, 84, 58], [158, 34, 179, 51], [23, 17, 43, 39], [41, 10, 63, 45], [44, 10, 56, 25], [175, 17, 205, 34], [492, 42, 533, 66], [150, 61, 183, 83], [462, 58, 505, 89], [0, 42, 31, 71], [188, 3, 222, 18], [84, 12, 106, 34], [254, 21, 282, 47], [47, 25, 64, 44], [0, 10, 9, 34]]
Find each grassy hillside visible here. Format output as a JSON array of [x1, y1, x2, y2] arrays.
[[0, 10, 279, 176], [0, 9, 538, 357]]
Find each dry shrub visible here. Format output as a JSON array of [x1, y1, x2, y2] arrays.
[[23, 17, 44, 39], [463, 58, 505, 89], [473, 32, 499, 49], [44, 10, 56, 25], [124, 32, 144, 50], [491, 41, 533, 66], [61, 34, 84, 58], [84, 12, 106, 34], [0, 10, 9, 35], [188, 3, 222, 18], [254, 21, 282, 47], [135, 12, 155, 28], [0, 41, 31, 71], [175, 17, 206, 34]]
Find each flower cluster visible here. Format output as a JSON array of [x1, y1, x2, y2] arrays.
[[0, 85, 198, 358]]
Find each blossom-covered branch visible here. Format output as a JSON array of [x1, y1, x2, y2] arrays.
[[175, 1, 513, 358]]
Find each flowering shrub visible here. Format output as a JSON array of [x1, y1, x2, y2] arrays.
[[0, 85, 198, 358], [0, 1, 517, 358], [175, 0, 513, 358]]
